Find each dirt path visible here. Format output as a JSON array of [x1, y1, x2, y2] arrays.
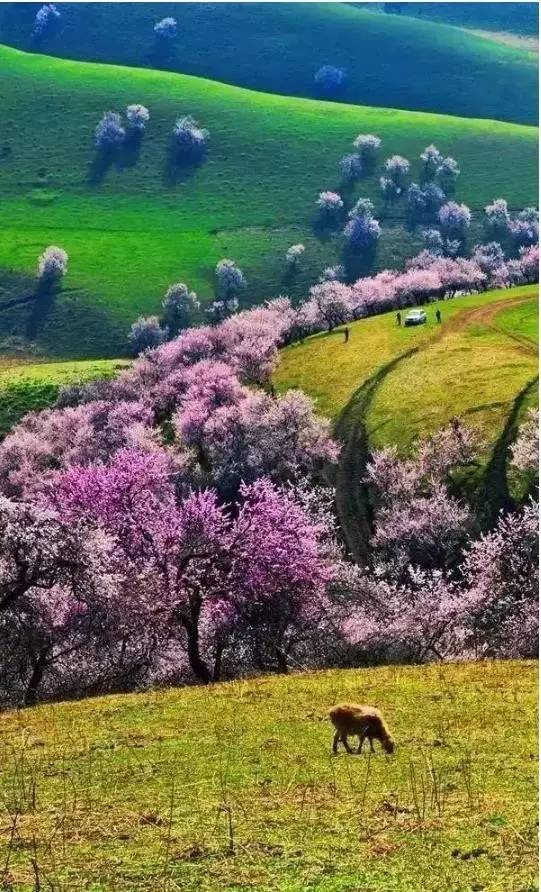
[[333, 292, 538, 563]]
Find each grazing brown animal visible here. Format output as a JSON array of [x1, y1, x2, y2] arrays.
[[329, 703, 395, 755]]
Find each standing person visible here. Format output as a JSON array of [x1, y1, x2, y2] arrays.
[[436, 308, 442, 324], [344, 326, 350, 343], [396, 311, 402, 327]]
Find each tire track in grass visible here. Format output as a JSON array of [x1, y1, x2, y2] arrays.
[[333, 293, 538, 563], [478, 374, 539, 527]]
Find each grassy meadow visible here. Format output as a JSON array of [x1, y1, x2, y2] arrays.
[[0, 357, 127, 435], [275, 284, 538, 441], [0, 661, 537, 891], [0, 44, 536, 358], [0, 3, 536, 125]]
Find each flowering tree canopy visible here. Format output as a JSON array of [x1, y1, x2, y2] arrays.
[[162, 283, 200, 336], [340, 153, 363, 182], [95, 111, 125, 149], [126, 104, 150, 131], [314, 65, 347, 94], [353, 133, 381, 160], [438, 201, 472, 240], [172, 116, 209, 158], [317, 191, 344, 218], [33, 4, 60, 36], [128, 316, 168, 356], [38, 246, 68, 283], [286, 244, 305, 266], [154, 17, 177, 38]]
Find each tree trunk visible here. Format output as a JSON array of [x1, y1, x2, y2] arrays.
[[213, 640, 225, 682], [24, 651, 48, 707], [184, 622, 212, 684]]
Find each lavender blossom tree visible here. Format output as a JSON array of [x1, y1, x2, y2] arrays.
[[95, 111, 125, 150]]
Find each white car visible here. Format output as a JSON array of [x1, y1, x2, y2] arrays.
[[404, 309, 427, 327]]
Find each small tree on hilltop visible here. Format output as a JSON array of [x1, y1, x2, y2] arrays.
[[128, 316, 168, 355], [162, 283, 200, 336], [126, 104, 150, 132], [38, 246, 68, 284], [154, 17, 177, 38], [314, 65, 347, 96], [95, 111, 125, 150]]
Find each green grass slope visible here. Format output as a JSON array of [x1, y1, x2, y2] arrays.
[[0, 661, 536, 890], [275, 285, 538, 429], [0, 3, 537, 125], [0, 357, 127, 436], [275, 286, 538, 557], [0, 45, 537, 359]]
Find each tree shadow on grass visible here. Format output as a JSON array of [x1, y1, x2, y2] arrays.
[[25, 281, 59, 341], [88, 134, 143, 185], [162, 141, 206, 188], [147, 39, 176, 71], [87, 148, 117, 187]]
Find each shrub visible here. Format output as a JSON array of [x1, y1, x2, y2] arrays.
[[126, 104, 150, 132], [95, 111, 125, 150], [128, 316, 168, 355], [37, 246, 68, 283]]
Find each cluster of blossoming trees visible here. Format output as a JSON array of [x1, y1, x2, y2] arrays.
[[0, 286, 537, 705], [94, 105, 209, 159]]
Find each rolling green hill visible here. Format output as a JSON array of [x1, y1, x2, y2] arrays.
[[382, 2, 538, 37], [0, 3, 538, 126], [275, 285, 538, 558], [0, 357, 127, 436], [0, 660, 536, 891], [0, 44, 537, 359]]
